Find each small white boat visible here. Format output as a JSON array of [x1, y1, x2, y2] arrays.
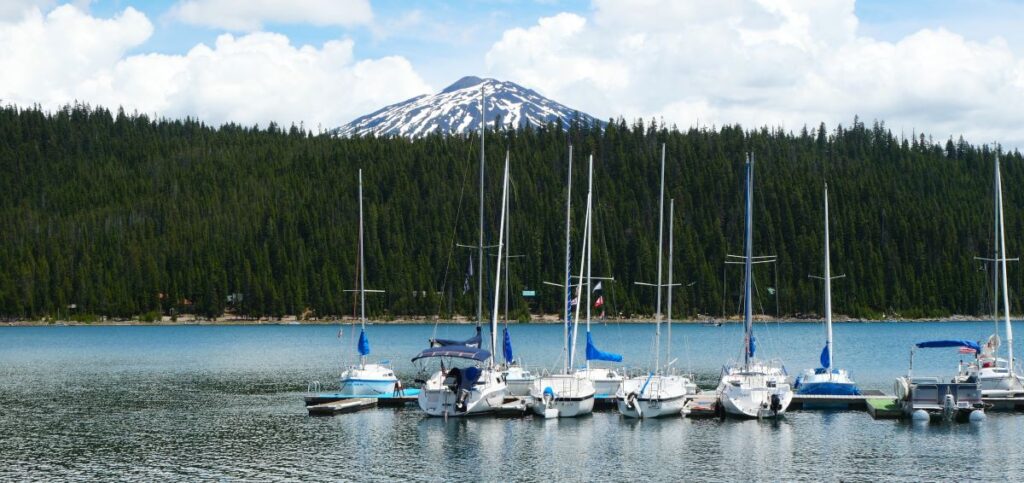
[[618, 145, 697, 419], [795, 183, 860, 397], [414, 151, 514, 417], [531, 372, 596, 418], [716, 153, 793, 419], [955, 153, 1024, 398], [338, 169, 398, 396], [617, 372, 696, 418], [896, 340, 987, 422], [578, 366, 623, 397], [503, 363, 536, 397]]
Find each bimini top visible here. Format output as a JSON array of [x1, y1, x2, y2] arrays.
[[430, 326, 482, 348], [915, 339, 981, 353], [412, 345, 491, 362]]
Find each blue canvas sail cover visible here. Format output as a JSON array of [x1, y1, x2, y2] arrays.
[[502, 328, 514, 364], [586, 332, 622, 362], [431, 326, 482, 348], [357, 328, 371, 356], [916, 339, 981, 353], [748, 335, 757, 358], [412, 345, 491, 362], [819, 342, 830, 369]]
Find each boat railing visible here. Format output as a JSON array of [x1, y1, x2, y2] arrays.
[[307, 380, 323, 393]]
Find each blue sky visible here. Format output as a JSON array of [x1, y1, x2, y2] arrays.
[[3, 0, 1024, 146]]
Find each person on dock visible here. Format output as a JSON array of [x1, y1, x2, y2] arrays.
[[393, 379, 405, 397]]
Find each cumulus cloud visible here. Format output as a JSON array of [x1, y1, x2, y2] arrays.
[[0, 4, 430, 129], [485, 0, 1024, 147], [168, 0, 373, 31]]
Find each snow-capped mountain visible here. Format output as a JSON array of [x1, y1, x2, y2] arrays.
[[334, 76, 604, 137]]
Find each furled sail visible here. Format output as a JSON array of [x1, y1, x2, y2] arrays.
[[585, 332, 622, 362]]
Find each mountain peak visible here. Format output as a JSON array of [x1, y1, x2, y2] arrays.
[[334, 76, 603, 138]]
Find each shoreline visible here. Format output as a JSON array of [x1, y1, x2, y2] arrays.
[[1, 313, 1011, 327]]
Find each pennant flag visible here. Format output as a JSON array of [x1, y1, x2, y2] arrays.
[[570, 296, 579, 307], [767, 287, 775, 295], [594, 295, 605, 308], [592, 281, 603, 293], [463, 255, 473, 294]]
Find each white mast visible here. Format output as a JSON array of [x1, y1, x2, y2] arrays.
[[996, 152, 1015, 372], [823, 183, 833, 372], [358, 168, 367, 368], [993, 153, 1002, 337], [655, 143, 666, 373], [563, 146, 573, 373], [477, 84, 486, 330], [667, 198, 674, 365], [585, 154, 595, 371], [743, 153, 754, 368], [489, 152, 510, 367], [569, 177, 591, 369]]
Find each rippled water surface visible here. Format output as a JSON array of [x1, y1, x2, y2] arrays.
[[2, 322, 1024, 481]]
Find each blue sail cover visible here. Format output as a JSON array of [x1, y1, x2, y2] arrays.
[[748, 335, 756, 358], [412, 345, 491, 362], [431, 327, 482, 348], [916, 339, 981, 353], [819, 342, 830, 369], [503, 328, 514, 364], [357, 329, 371, 356], [586, 332, 622, 362]]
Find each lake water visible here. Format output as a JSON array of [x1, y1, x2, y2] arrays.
[[2, 321, 1023, 481]]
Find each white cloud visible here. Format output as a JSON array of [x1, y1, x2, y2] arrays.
[[0, 5, 430, 129], [485, 0, 1024, 147], [168, 0, 373, 31]]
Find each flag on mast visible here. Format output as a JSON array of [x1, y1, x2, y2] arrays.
[[594, 295, 604, 308], [592, 281, 603, 292]]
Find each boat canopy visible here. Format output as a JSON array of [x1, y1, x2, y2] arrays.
[[502, 328, 514, 364], [412, 345, 491, 362], [915, 339, 981, 353], [357, 329, 371, 356], [430, 326, 482, 348], [586, 332, 622, 362]]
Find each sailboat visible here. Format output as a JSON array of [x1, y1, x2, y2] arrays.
[[576, 154, 624, 398], [338, 169, 399, 396], [617, 144, 698, 419], [414, 152, 512, 417], [500, 165, 535, 397], [716, 153, 793, 419], [794, 183, 860, 396], [530, 148, 597, 418], [955, 151, 1024, 397]]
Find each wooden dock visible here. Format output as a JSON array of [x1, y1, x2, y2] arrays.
[[307, 398, 377, 416]]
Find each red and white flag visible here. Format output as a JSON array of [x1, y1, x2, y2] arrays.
[[959, 347, 977, 354], [594, 295, 605, 308]]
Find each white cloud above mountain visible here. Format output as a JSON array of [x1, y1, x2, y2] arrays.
[[0, 4, 429, 129], [167, 0, 373, 31], [485, 0, 1024, 147]]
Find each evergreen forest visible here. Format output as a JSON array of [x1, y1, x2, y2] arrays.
[[2, 103, 1021, 321]]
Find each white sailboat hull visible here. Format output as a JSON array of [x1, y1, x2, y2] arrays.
[[417, 369, 507, 417], [578, 367, 623, 397], [957, 360, 1024, 397], [503, 366, 536, 397], [616, 374, 696, 419], [339, 364, 398, 396], [718, 363, 793, 419], [530, 374, 596, 418]]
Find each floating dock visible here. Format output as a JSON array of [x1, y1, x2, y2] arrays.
[[304, 388, 420, 410], [307, 398, 377, 416], [865, 397, 902, 419], [789, 389, 887, 410]]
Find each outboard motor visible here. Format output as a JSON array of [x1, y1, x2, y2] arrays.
[[942, 394, 956, 422], [770, 394, 782, 415], [456, 389, 470, 412]]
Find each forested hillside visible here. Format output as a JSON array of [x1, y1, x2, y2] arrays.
[[2, 104, 1020, 320]]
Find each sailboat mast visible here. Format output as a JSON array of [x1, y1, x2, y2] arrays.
[[655, 144, 665, 373], [996, 152, 1015, 372], [824, 183, 833, 371], [478, 84, 486, 330], [569, 182, 591, 369], [994, 153, 1001, 338], [585, 154, 594, 371], [563, 145, 573, 373], [490, 152, 510, 367], [743, 153, 754, 368], [667, 198, 674, 365], [358, 169, 367, 367]]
